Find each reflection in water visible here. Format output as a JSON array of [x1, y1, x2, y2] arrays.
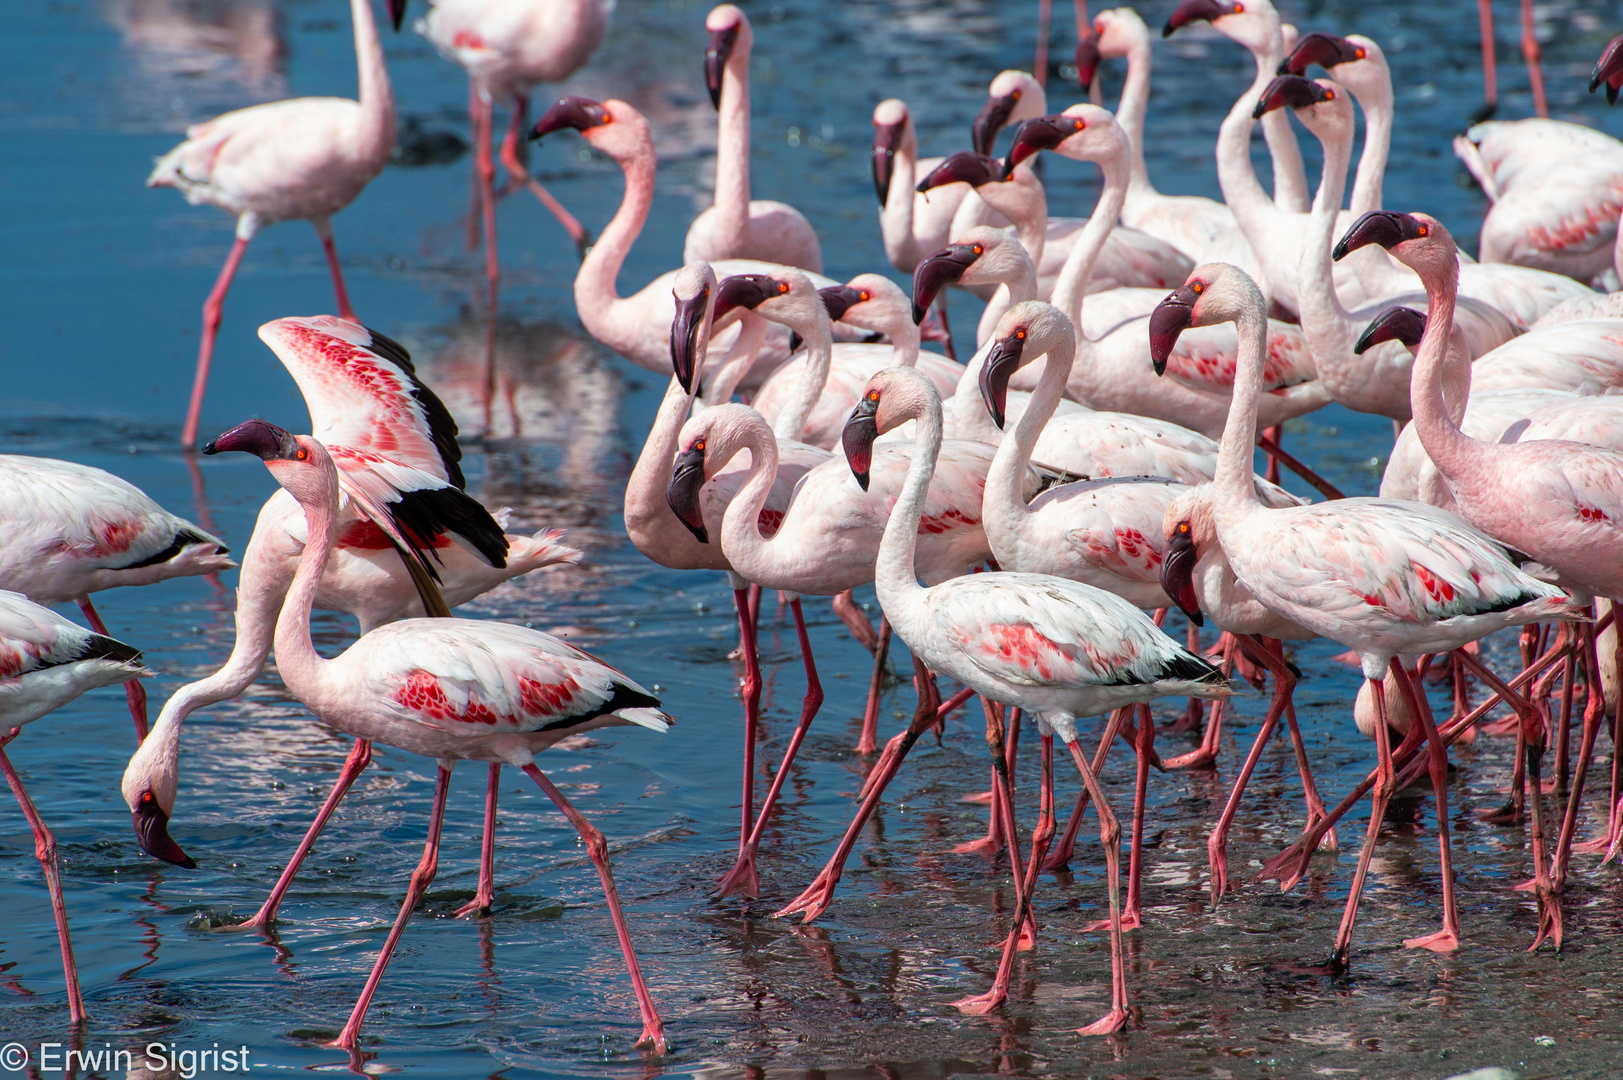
[[101, 0, 286, 118]]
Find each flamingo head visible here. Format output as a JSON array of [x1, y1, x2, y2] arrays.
[[1162, 0, 1240, 37], [1355, 305, 1426, 355], [532, 98, 647, 164], [668, 404, 758, 542], [1590, 32, 1623, 104], [204, 420, 336, 509], [715, 270, 826, 341], [1149, 264, 1263, 375], [1165, 0, 1278, 51], [843, 369, 939, 489], [1073, 29, 1102, 89], [1003, 111, 1084, 175], [670, 262, 717, 395], [1279, 32, 1363, 75], [704, 5, 751, 109], [1334, 211, 1453, 278], [1093, 8, 1147, 61], [1251, 74, 1335, 119], [912, 237, 985, 323], [1159, 486, 1216, 626], [872, 99, 912, 206], [1009, 106, 1126, 176], [821, 274, 908, 337], [980, 301, 1072, 430], [666, 433, 711, 543], [973, 70, 1044, 156], [122, 724, 194, 869], [917, 151, 1004, 196]]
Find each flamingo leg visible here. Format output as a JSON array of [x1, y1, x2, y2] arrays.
[[1164, 641, 1237, 771], [718, 597, 824, 898], [1391, 661, 1462, 954], [312, 217, 356, 321], [474, 90, 500, 436], [1086, 703, 1152, 932], [981, 703, 1037, 950], [1206, 652, 1295, 904], [1325, 675, 1398, 973], [1042, 706, 1130, 872], [954, 731, 1055, 1015], [330, 762, 451, 1051], [1477, 0, 1499, 118], [1280, 677, 1336, 853], [1602, 625, 1623, 860], [500, 93, 593, 258], [180, 233, 250, 449], [775, 656, 940, 922], [465, 77, 482, 252], [857, 616, 891, 754], [1520, 0, 1547, 118], [1540, 623, 1611, 950], [1262, 424, 1282, 484], [732, 587, 762, 871], [74, 597, 148, 743], [1065, 735, 1129, 1034], [455, 762, 501, 918], [521, 763, 666, 1052], [0, 732, 85, 1024], [831, 589, 878, 651], [236, 737, 372, 932], [1034, 0, 1051, 89]]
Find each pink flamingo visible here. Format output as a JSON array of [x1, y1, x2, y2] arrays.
[[685, 5, 821, 272], [0, 457, 233, 743], [1340, 208, 1623, 945], [1149, 260, 1577, 969], [0, 591, 149, 1022], [623, 263, 830, 896], [825, 361, 1228, 1030], [204, 418, 668, 1055], [149, 0, 401, 449]]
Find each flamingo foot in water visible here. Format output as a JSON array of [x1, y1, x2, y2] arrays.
[[952, 987, 1005, 1015], [1078, 1007, 1129, 1036], [1403, 928, 1460, 953], [715, 849, 761, 899], [1207, 834, 1232, 903], [1084, 910, 1141, 933], [775, 867, 837, 922], [1570, 832, 1613, 855], [960, 789, 994, 804], [1162, 743, 1218, 770]]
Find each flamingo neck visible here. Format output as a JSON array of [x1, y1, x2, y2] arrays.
[[1115, 35, 1156, 195], [1214, 75, 1284, 244], [1347, 79, 1392, 217], [1295, 118, 1358, 381], [1409, 254, 1479, 480], [351, 0, 395, 154], [1050, 148, 1130, 326], [701, 312, 767, 406], [712, 43, 753, 253], [951, 340, 1003, 444], [718, 419, 780, 579], [1212, 296, 1271, 531], [774, 312, 832, 443], [627, 375, 700, 546], [873, 394, 944, 633], [891, 323, 921, 367], [273, 470, 341, 708], [987, 331, 1075, 527], [575, 138, 656, 355], [880, 129, 921, 271], [978, 169, 1047, 269], [1246, 30, 1309, 212]]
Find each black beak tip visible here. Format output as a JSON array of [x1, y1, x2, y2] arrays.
[[200, 438, 220, 455], [855, 472, 870, 492], [1161, 21, 1176, 37], [1188, 607, 1205, 628], [991, 409, 1006, 431], [1153, 357, 1168, 377]]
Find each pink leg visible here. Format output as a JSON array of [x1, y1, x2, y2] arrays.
[[776, 657, 940, 922], [465, 78, 482, 252], [1390, 661, 1462, 954], [857, 617, 891, 755], [181, 234, 249, 449], [1065, 736, 1130, 1034], [315, 222, 356, 321], [501, 93, 593, 258], [954, 732, 1055, 1015], [0, 732, 85, 1023], [1042, 707, 1130, 872], [456, 763, 501, 918], [330, 763, 452, 1051], [1165, 637, 1237, 770], [474, 93, 500, 435], [1325, 676, 1399, 973], [1520, 0, 1547, 118], [1087, 703, 1152, 932], [718, 598, 824, 897], [1478, 0, 1499, 115], [521, 763, 666, 1052], [980, 702, 1037, 950], [76, 597, 147, 744], [732, 588, 763, 869], [953, 764, 1006, 856], [831, 589, 878, 652], [235, 738, 372, 932], [1206, 648, 1296, 904], [1539, 623, 1611, 950]]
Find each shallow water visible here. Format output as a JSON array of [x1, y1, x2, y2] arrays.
[[3, 1, 1623, 1078]]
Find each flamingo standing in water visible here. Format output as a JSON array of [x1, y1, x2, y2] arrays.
[[684, 4, 821, 272], [122, 316, 578, 923], [1, 592, 149, 1022], [0, 457, 233, 743], [812, 361, 1227, 1031], [1148, 262, 1577, 969], [149, 0, 401, 449], [204, 418, 668, 1055]]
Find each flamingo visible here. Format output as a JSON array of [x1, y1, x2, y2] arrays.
[[1083, 6, 1238, 261], [1148, 261, 1577, 969], [528, 96, 839, 380], [684, 4, 821, 272], [0, 457, 233, 743], [623, 263, 830, 896], [148, 0, 401, 449], [122, 316, 579, 922], [203, 418, 668, 1055], [1340, 209, 1623, 944], [814, 363, 1228, 1030], [0, 592, 149, 1022]]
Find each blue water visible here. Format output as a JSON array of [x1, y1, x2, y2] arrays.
[[2, 1, 1622, 1078]]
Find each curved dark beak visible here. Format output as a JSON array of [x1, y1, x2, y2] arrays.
[[133, 792, 195, 868], [819, 284, 866, 324], [1004, 114, 1084, 177], [1149, 285, 1198, 376], [1253, 75, 1333, 119], [917, 151, 1001, 194], [1591, 33, 1623, 104], [666, 446, 709, 543], [978, 331, 1027, 431], [971, 92, 1021, 157], [912, 243, 981, 323], [1354, 305, 1426, 354], [387, 0, 408, 32], [873, 119, 905, 206], [669, 286, 709, 394], [1160, 528, 1204, 626], [1163, 0, 1231, 37], [1074, 33, 1101, 88], [842, 397, 879, 491], [704, 24, 739, 110], [1333, 210, 1423, 260], [713, 273, 783, 318], [201, 418, 298, 460], [1279, 32, 1361, 76], [531, 96, 611, 141]]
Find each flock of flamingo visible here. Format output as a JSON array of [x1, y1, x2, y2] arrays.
[[7, 0, 1623, 1058]]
